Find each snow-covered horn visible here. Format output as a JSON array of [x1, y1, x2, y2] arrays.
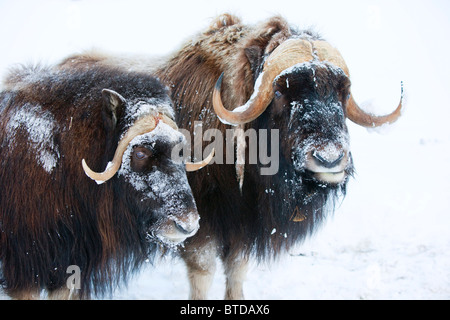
[[213, 39, 314, 125]]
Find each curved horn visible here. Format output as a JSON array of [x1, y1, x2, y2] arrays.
[[313, 40, 403, 127], [82, 115, 160, 183], [346, 85, 403, 127], [213, 39, 314, 125], [185, 148, 215, 172]]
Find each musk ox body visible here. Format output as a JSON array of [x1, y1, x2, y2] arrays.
[[0, 63, 201, 299], [154, 14, 402, 299]]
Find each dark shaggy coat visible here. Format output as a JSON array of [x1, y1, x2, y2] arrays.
[[155, 14, 350, 261], [0, 64, 175, 298]]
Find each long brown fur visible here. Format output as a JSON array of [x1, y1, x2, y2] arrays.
[[0, 62, 192, 299], [155, 13, 332, 257]]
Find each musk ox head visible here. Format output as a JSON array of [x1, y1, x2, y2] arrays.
[[272, 61, 352, 185], [213, 38, 403, 186], [82, 89, 211, 246]]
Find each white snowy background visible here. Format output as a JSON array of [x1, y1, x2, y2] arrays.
[[0, 0, 449, 299]]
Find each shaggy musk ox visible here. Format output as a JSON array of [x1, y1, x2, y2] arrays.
[[153, 14, 403, 299], [0, 63, 209, 299]]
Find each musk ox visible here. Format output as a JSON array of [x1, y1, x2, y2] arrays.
[[0, 63, 209, 299], [153, 14, 403, 299], [56, 14, 403, 300]]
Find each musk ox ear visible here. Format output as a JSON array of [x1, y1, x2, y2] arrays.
[[102, 89, 126, 131]]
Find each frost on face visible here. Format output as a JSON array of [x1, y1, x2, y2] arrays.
[[288, 98, 349, 174], [124, 98, 174, 130], [118, 122, 195, 248], [118, 122, 191, 204], [6, 103, 60, 173], [291, 128, 349, 168], [312, 143, 342, 163], [275, 60, 347, 83]]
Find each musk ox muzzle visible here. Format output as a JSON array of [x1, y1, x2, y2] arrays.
[[303, 142, 350, 184]]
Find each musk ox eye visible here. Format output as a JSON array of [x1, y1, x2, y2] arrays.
[[132, 147, 152, 161], [274, 91, 282, 99], [135, 151, 147, 160], [130, 147, 153, 173]]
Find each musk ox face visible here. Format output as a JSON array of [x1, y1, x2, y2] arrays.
[[270, 62, 354, 185], [83, 89, 200, 246], [118, 121, 200, 246]]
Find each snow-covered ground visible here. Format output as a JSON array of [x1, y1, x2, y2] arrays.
[[1, 0, 449, 300]]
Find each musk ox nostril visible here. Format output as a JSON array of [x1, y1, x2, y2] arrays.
[[312, 149, 345, 168], [174, 221, 196, 235]]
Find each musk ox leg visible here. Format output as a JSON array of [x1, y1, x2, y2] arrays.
[[181, 241, 217, 300], [223, 253, 249, 300]]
